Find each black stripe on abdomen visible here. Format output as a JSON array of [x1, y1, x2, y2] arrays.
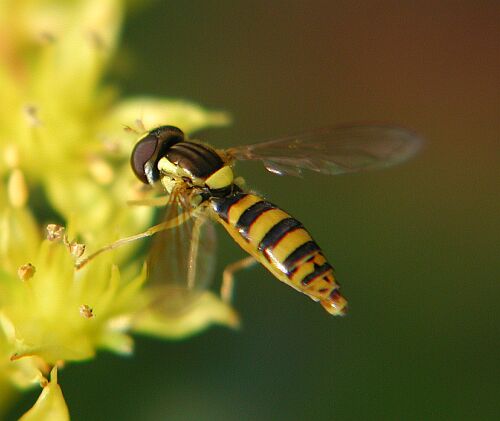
[[258, 218, 302, 252], [236, 201, 275, 239], [282, 241, 320, 274], [211, 192, 248, 222], [301, 262, 333, 286]]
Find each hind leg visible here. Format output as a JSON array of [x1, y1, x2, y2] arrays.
[[220, 256, 256, 303]]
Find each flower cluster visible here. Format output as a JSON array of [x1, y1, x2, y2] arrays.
[[0, 0, 237, 418]]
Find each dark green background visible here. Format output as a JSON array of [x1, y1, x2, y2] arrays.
[[10, 1, 499, 420]]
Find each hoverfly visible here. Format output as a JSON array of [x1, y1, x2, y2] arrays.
[[77, 125, 422, 315]]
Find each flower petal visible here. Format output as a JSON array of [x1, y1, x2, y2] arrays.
[[19, 367, 69, 421], [0, 207, 40, 274], [32, 0, 123, 115], [132, 290, 240, 340], [101, 97, 231, 144]]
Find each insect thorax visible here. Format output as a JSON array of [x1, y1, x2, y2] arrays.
[[156, 140, 234, 193]]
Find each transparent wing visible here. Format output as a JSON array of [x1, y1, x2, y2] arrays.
[[226, 126, 423, 177], [146, 188, 217, 314]]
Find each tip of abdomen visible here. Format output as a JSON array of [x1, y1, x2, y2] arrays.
[[320, 289, 348, 316]]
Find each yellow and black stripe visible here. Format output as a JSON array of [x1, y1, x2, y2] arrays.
[[210, 191, 347, 315], [166, 141, 224, 178]]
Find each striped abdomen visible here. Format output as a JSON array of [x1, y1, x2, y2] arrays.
[[210, 191, 347, 315]]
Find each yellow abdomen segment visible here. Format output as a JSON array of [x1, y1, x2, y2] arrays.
[[210, 191, 347, 315]]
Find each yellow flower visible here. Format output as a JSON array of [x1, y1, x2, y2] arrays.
[[19, 367, 69, 421], [0, 0, 237, 418]]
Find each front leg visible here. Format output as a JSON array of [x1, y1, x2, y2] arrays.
[[75, 211, 190, 269]]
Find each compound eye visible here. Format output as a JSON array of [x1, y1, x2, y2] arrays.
[[130, 134, 158, 184]]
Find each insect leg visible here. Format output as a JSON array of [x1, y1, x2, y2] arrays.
[[75, 211, 190, 270], [220, 256, 256, 303], [186, 215, 205, 289]]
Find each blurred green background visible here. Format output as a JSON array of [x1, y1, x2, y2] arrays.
[[9, 1, 499, 420]]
